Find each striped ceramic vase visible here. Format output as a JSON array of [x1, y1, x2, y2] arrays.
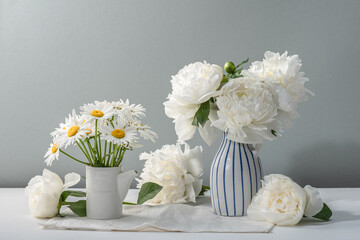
[[210, 132, 263, 216]]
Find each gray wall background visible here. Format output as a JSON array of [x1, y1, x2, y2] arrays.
[[1, 0, 359, 188]]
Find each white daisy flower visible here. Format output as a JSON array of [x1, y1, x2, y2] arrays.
[[112, 99, 146, 119], [50, 122, 67, 139], [56, 109, 91, 148], [44, 142, 62, 166], [101, 119, 138, 147], [80, 101, 115, 122], [129, 121, 158, 142]]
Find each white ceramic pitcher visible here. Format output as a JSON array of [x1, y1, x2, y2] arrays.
[[86, 166, 137, 219]]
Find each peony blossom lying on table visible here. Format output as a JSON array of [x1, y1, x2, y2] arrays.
[[164, 51, 313, 145], [25, 169, 81, 218], [247, 174, 332, 225], [136, 143, 204, 204]]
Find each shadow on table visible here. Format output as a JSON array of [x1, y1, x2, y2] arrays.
[[297, 210, 360, 226], [287, 141, 360, 187]]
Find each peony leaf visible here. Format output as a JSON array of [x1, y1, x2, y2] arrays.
[[137, 182, 162, 205], [192, 100, 210, 127], [312, 203, 332, 221], [68, 200, 87, 217], [60, 190, 86, 202], [198, 185, 210, 196]]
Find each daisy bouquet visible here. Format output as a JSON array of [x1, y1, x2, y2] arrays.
[[164, 51, 312, 145], [45, 99, 157, 167]]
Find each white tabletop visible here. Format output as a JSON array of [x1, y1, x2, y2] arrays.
[[0, 188, 359, 240]]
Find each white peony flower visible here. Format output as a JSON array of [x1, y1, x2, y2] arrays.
[[247, 174, 306, 226], [243, 51, 312, 126], [25, 169, 80, 218], [137, 143, 203, 204], [164, 61, 222, 144], [211, 78, 282, 144]]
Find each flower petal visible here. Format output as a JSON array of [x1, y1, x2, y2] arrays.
[[304, 185, 324, 217], [63, 172, 81, 189], [198, 120, 219, 146], [174, 117, 196, 142]]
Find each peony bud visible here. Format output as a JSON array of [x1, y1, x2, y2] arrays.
[[224, 61, 236, 74]]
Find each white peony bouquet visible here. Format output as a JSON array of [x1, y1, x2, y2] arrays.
[[164, 51, 313, 145], [136, 143, 204, 204], [45, 99, 157, 167]]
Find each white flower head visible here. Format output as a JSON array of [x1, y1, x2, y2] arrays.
[[44, 141, 63, 166], [128, 121, 158, 143], [164, 61, 222, 143], [52, 109, 91, 148], [212, 78, 282, 144], [243, 51, 312, 125], [25, 169, 80, 218], [112, 99, 146, 120], [170, 61, 223, 104], [100, 118, 138, 147], [247, 174, 307, 226], [80, 101, 115, 122], [137, 142, 203, 204]]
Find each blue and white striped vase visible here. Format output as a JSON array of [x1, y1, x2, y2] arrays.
[[210, 132, 263, 216]]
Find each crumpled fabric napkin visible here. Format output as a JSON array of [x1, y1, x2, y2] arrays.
[[41, 193, 273, 233]]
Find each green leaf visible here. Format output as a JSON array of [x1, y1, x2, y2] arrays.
[[313, 203, 332, 221], [192, 100, 210, 127], [123, 201, 137, 205], [60, 190, 86, 202], [137, 182, 162, 205], [198, 185, 210, 196], [236, 58, 249, 68], [68, 200, 87, 217], [271, 130, 277, 137]]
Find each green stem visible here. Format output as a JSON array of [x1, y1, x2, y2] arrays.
[[111, 145, 120, 167], [98, 134, 102, 162], [107, 142, 113, 166], [76, 139, 93, 166], [85, 138, 96, 161], [115, 147, 126, 167], [114, 147, 122, 167], [103, 141, 107, 164], [79, 139, 93, 166], [94, 119, 100, 162], [76, 141, 91, 164], [60, 149, 90, 165]]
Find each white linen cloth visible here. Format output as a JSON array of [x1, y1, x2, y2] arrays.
[[41, 190, 274, 232]]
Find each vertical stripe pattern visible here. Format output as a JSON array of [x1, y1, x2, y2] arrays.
[[210, 134, 263, 216]]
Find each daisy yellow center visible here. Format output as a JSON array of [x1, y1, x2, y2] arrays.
[[67, 126, 80, 137], [112, 129, 125, 139], [91, 110, 104, 118], [85, 129, 92, 135], [51, 143, 59, 154]]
